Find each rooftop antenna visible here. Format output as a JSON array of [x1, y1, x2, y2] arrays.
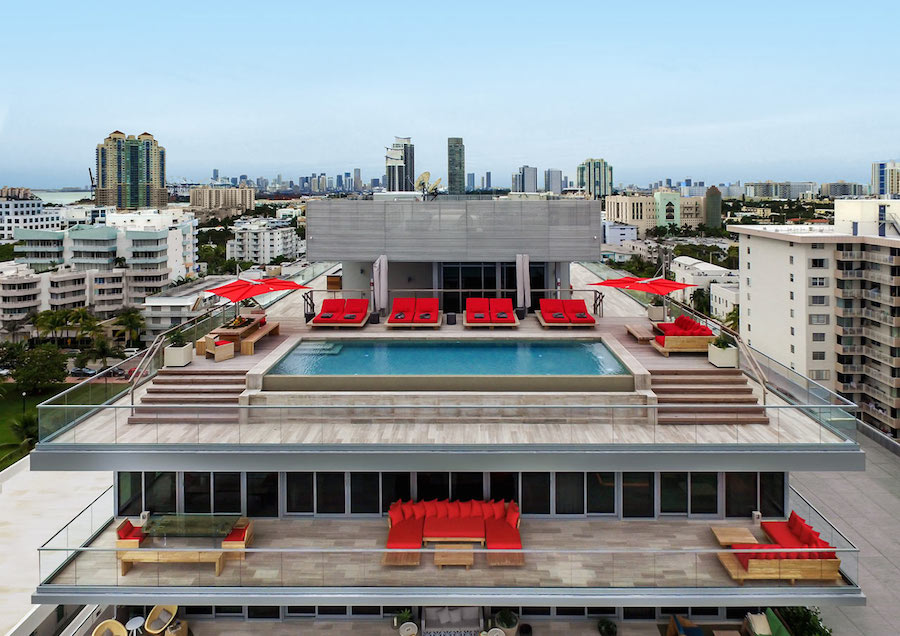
[[414, 172, 440, 201]]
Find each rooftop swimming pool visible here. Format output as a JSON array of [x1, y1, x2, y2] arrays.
[[268, 339, 628, 377]]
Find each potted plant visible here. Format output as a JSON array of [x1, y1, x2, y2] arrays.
[[393, 608, 417, 635], [163, 329, 193, 367], [708, 332, 739, 368], [494, 609, 519, 636], [647, 296, 666, 322], [596, 618, 617, 636]]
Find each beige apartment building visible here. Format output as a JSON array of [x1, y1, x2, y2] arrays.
[[604, 188, 721, 238], [189, 185, 255, 212], [731, 199, 900, 437]]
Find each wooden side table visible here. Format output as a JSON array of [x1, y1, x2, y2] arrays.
[[711, 526, 758, 546], [434, 544, 474, 570]]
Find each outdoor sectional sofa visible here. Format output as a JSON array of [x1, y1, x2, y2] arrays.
[[717, 511, 841, 584], [309, 298, 370, 327], [651, 314, 715, 356], [386, 499, 523, 566]]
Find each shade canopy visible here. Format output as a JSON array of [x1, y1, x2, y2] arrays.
[[373, 255, 388, 312], [590, 276, 695, 296], [206, 278, 310, 303]]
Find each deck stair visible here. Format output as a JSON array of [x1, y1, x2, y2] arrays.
[[650, 368, 768, 425], [129, 368, 247, 425]]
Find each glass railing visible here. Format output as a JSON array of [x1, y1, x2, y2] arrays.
[[36, 486, 859, 591], [37, 402, 858, 446]]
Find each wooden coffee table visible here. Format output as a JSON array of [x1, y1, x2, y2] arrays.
[[711, 526, 758, 546], [434, 544, 474, 570]]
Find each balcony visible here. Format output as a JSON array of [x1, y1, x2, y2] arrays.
[[833, 343, 863, 355], [35, 487, 862, 606], [837, 250, 900, 266], [863, 365, 900, 388]]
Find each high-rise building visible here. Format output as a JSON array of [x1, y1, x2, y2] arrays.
[[212, 168, 219, 181], [353, 168, 362, 191], [820, 181, 867, 198], [230, 177, 238, 186], [871, 161, 900, 196], [575, 158, 613, 200], [480, 176, 485, 190], [386, 137, 415, 191], [513, 165, 538, 192], [95, 131, 168, 210], [544, 169, 563, 194], [336, 174, 344, 190], [189, 186, 255, 212], [466, 173, 475, 192], [447, 137, 466, 195], [485, 171, 491, 189]]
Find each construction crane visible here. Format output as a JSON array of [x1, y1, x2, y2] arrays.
[[88, 168, 97, 199]]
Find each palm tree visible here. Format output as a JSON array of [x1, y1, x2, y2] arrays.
[[114, 256, 127, 268], [0, 412, 39, 467], [77, 335, 125, 370], [724, 304, 740, 331], [34, 309, 70, 344], [114, 307, 145, 348], [67, 307, 98, 340]]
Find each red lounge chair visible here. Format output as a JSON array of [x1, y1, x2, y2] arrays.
[[464, 297, 492, 326], [536, 298, 570, 327], [311, 298, 345, 325], [563, 299, 596, 325], [489, 298, 517, 324], [413, 297, 441, 325], [386, 297, 415, 324], [338, 298, 370, 325]]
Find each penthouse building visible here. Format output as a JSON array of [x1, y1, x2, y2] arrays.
[[29, 199, 864, 633]]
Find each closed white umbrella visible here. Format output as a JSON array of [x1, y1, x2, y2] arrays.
[[373, 254, 389, 312], [516, 253, 531, 309]]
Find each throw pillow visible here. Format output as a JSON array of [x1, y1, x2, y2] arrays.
[[388, 506, 404, 526], [448, 608, 463, 623], [447, 501, 460, 519], [467, 500, 483, 517], [435, 500, 449, 519], [413, 501, 426, 520], [400, 501, 415, 520], [437, 607, 452, 624], [458, 500, 472, 517], [505, 505, 520, 528], [423, 500, 438, 517], [492, 499, 506, 519]]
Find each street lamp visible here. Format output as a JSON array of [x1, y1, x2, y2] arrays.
[[21, 391, 26, 418]]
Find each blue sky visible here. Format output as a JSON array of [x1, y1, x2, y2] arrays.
[[1, 1, 897, 189]]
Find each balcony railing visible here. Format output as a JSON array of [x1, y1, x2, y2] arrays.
[[35, 487, 860, 593]]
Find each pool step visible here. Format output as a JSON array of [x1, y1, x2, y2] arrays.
[[650, 374, 747, 385], [653, 385, 754, 394], [147, 384, 245, 394], [157, 368, 247, 376], [650, 368, 768, 426], [152, 376, 246, 386], [650, 368, 743, 376], [141, 395, 241, 404], [293, 342, 343, 355]]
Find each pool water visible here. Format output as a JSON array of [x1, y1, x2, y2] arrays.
[[268, 339, 628, 376]]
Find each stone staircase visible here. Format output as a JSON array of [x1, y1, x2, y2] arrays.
[[128, 368, 246, 425], [650, 368, 768, 425]]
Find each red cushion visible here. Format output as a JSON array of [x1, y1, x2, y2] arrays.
[[446, 501, 460, 519], [400, 501, 415, 520], [315, 299, 345, 323], [657, 322, 675, 333], [223, 526, 246, 542], [674, 315, 688, 328], [762, 521, 803, 547], [386, 517, 424, 549], [458, 500, 472, 517], [485, 518, 522, 549], [423, 516, 485, 539], [813, 537, 837, 559], [127, 528, 144, 540], [215, 340, 231, 346], [344, 298, 369, 315], [788, 511, 804, 533], [388, 506, 404, 526], [655, 335, 665, 346], [423, 500, 438, 518], [492, 500, 506, 520], [259, 317, 266, 326], [539, 298, 569, 323], [563, 299, 595, 324], [412, 501, 426, 520], [413, 297, 439, 323], [489, 298, 516, 323], [798, 524, 819, 545], [465, 298, 491, 323], [506, 505, 520, 528], [435, 500, 449, 519], [388, 298, 416, 323], [117, 520, 134, 539], [466, 500, 483, 517]]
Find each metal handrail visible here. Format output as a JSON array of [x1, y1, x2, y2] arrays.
[[39, 485, 113, 549], [790, 485, 858, 549]]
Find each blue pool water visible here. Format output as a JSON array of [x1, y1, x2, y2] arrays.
[[268, 339, 629, 376]]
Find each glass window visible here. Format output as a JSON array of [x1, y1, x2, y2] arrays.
[[286, 472, 314, 514], [760, 472, 785, 518], [144, 472, 176, 513], [381, 473, 411, 511], [587, 472, 615, 514], [350, 473, 379, 513], [622, 472, 654, 518], [117, 472, 142, 516], [247, 472, 279, 517], [183, 472, 211, 513], [555, 472, 584, 515], [213, 473, 241, 513], [351, 606, 381, 616], [316, 472, 346, 514], [521, 472, 551, 514], [490, 472, 518, 503], [451, 472, 484, 501], [285, 607, 315, 616], [660, 473, 688, 514], [690, 473, 718, 515], [416, 472, 449, 501], [317, 607, 347, 616], [725, 472, 758, 518], [247, 607, 280, 620]]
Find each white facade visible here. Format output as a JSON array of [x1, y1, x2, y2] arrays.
[[709, 281, 739, 320], [544, 169, 563, 194], [57, 205, 116, 227], [670, 255, 739, 305], [0, 198, 60, 240], [601, 221, 638, 245], [226, 220, 299, 264]]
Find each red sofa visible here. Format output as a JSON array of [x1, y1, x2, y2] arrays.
[[387, 499, 522, 550], [311, 298, 370, 326], [654, 314, 713, 337], [115, 519, 146, 548]]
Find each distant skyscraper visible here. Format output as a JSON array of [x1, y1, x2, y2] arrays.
[[466, 173, 475, 192], [231, 177, 238, 186], [514, 165, 538, 192], [480, 176, 485, 189], [447, 137, 466, 195], [563, 175, 568, 189], [95, 131, 167, 209], [370, 178, 380, 189], [576, 158, 614, 200], [212, 168, 219, 181], [386, 137, 415, 191], [485, 172, 491, 189], [872, 161, 900, 196], [344, 172, 352, 191], [684, 177, 692, 187], [336, 174, 343, 190], [512, 173, 521, 192], [327, 177, 334, 191], [544, 169, 563, 194], [353, 168, 362, 191]]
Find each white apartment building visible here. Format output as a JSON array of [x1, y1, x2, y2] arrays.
[[601, 221, 638, 245], [0, 196, 60, 240], [226, 219, 299, 264], [669, 255, 739, 305], [709, 281, 739, 320], [141, 275, 233, 342], [189, 186, 255, 211], [58, 205, 116, 227], [731, 199, 900, 437], [744, 181, 818, 199]]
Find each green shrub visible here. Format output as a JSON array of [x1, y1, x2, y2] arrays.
[[597, 617, 617, 635], [778, 606, 832, 636]]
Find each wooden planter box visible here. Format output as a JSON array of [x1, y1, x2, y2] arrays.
[[164, 344, 193, 367], [708, 343, 739, 368], [647, 305, 666, 321]]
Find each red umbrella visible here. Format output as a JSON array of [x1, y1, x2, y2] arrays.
[[590, 276, 694, 296], [206, 278, 310, 303]]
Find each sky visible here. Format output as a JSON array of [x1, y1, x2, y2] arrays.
[[1, 1, 898, 189]]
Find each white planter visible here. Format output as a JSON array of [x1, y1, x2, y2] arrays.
[[164, 343, 193, 367], [647, 305, 666, 322], [708, 343, 738, 368]]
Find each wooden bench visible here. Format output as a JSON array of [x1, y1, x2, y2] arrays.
[[717, 552, 841, 585], [434, 544, 474, 570], [221, 518, 254, 560], [240, 322, 280, 355], [381, 551, 421, 567], [118, 550, 225, 576], [625, 323, 655, 342], [650, 334, 715, 356]]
